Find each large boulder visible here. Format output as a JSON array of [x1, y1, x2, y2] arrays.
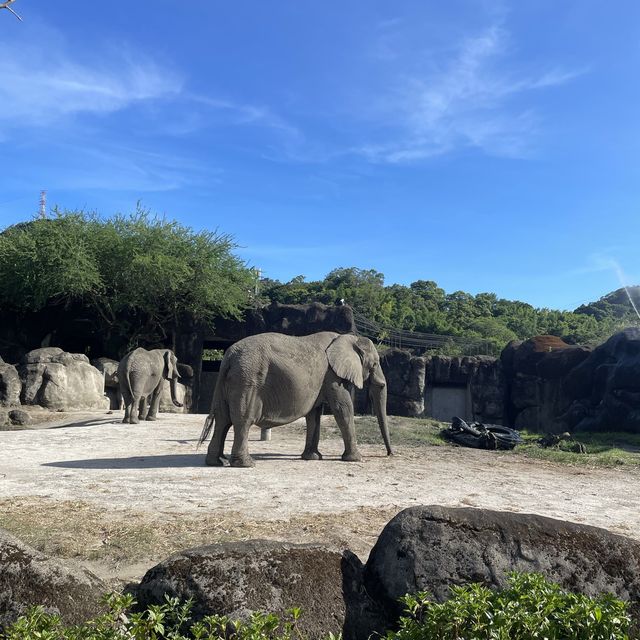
[[19, 348, 109, 411], [501, 336, 591, 431], [562, 327, 640, 432], [0, 528, 106, 631], [0, 357, 21, 407], [136, 541, 348, 640], [363, 505, 640, 637]]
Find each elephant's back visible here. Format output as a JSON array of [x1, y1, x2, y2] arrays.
[[222, 333, 332, 422]]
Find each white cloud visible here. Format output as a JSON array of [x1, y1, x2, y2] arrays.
[[354, 24, 587, 163], [0, 36, 181, 131]]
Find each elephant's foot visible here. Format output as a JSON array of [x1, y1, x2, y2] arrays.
[[230, 454, 255, 468], [301, 450, 323, 461], [205, 454, 229, 467], [129, 417, 140, 424], [146, 415, 158, 422], [341, 450, 363, 462]]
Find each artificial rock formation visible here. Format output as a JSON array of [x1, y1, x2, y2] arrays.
[[501, 336, 591, 431], [0, 357, 21, 407], [425, 354, 505, 423], [561, 327, 640, 432], [19, 348, 109, 411], [0, 528, 106, 631], [380, 349, 426, 417]]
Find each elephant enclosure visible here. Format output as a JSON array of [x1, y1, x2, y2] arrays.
[[1, 411, 639, 585]]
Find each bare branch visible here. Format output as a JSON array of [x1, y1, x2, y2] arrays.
[[0, 0, 22, 21]]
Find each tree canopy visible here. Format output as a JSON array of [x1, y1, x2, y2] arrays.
[[0, 209, 253, 353], [261, 267, 635, 354]]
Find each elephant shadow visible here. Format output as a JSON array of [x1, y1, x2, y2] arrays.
[[43, 451, 302, 469]]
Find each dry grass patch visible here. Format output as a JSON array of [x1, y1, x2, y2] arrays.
[[0, 497, 399, 571]]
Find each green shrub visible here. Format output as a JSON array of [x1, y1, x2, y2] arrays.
[[0, 593, 308, 640], [387, 572, 631, 640], [2, 573, 632, 639]]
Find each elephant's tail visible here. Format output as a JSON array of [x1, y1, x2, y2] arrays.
[[198, 414, 214, 448], [197, 356, 228, 448]]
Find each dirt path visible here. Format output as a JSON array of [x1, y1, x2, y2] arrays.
[[1, 411, 639, 583]]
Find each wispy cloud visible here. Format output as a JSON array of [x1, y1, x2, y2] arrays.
[[354, 24, 587, 163], [188, 94, 302, 139], [0, 41, 181, 133]]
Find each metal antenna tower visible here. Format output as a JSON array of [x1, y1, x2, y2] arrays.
[[39, 190, 47, 218]]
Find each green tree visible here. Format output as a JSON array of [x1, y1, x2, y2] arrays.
[[0, 209, 253, 353]]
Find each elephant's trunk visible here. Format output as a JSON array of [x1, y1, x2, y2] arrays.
[[370, 383, 393, 455], [170, 376, 183, 408]]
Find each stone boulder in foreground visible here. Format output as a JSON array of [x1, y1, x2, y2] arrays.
[[0, 528, 106, 631], [136, 541, 348, 640], [363, 505, 640, 635]]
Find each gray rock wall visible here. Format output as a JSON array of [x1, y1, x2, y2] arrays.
[[380, 349, 426, 417]]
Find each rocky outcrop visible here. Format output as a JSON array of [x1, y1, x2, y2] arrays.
[[501, 336, 591, 431], [19, 348, 109, 411], [210, 303, 357, 343], [0, 528, 106, 631], [136, 541, 348, 640], [561, 327, 640, 433], [362, 505, 640, 637], [380, 349, 426, 417], [0, 357, 21, 407]]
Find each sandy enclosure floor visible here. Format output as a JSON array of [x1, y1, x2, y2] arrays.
[[1, 411, 639, 582]]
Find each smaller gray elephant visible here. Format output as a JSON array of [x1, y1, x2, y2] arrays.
[[91, 357, 123, 409], [118, 348, 183, 423]]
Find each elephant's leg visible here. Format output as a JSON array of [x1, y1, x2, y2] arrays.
[[229, 420, 255, 468], [146, 386, 162, 421], [140, 398, 148, 421], [121, 388, 132, 423], [328, 385, 362, 462], [302, 405, 323, 460], [132, 396, 146, 423], [206, 421, 233, 466]]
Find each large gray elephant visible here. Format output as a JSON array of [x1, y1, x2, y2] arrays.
[[118, 348, 183, 423], [198, 331, 393, 467]]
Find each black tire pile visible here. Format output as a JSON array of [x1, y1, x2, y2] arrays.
[[442, 416, 523, 450]]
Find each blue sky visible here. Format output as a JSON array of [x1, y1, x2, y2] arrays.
[[1, 1, 639, 310]]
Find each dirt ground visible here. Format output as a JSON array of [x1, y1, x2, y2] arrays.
[[1, 410, 639, 585]]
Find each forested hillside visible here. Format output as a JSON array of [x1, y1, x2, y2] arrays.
[[261, 268, 640, 353]]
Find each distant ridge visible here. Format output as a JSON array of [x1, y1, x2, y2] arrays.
[[575, 286, 640, 321]]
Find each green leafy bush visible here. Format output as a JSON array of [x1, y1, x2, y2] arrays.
[[1, 593, 308, 640], [387, 572, 631, 640], [1, 573, 632, 639]]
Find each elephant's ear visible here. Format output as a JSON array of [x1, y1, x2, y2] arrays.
[[326, 335, 364, 389]]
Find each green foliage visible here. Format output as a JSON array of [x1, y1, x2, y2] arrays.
[[388, 572, 631, 640], [1, 593, 309, 640], [1, 575, 633, 640], [261, 268, 630, 355], [0, 209, 253, 352]]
